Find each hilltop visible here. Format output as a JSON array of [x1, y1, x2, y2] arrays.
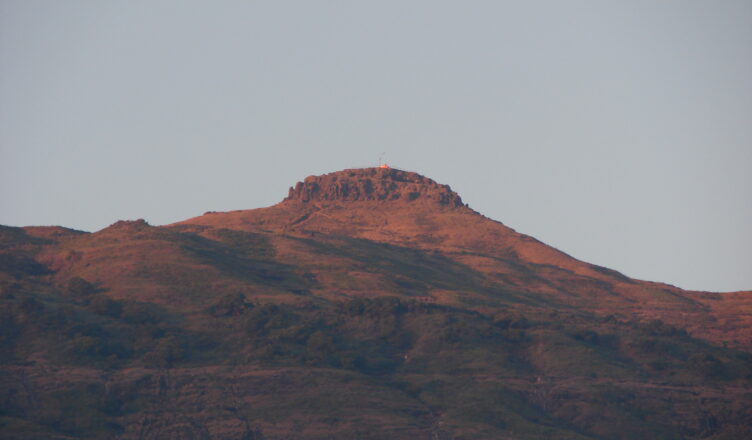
[[1, 168, 750, 439]]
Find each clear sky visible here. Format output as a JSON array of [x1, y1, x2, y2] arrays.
[[1, 1, 750, 292]]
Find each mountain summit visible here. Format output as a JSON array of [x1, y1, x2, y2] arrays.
[[283, 167, 465, 207]]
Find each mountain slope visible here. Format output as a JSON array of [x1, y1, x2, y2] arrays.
[[1, 167, 750, 439], [175, 167, 750, 349]]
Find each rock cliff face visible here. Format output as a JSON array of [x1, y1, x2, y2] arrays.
[[284, 167, 465, 207]]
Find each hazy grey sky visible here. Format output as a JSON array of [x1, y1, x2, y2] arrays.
[[1, 1, 750, 292]]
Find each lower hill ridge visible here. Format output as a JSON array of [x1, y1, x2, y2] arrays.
[[1, 168, 750, 439]]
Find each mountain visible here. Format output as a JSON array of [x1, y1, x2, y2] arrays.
[[1, 167, 750, 440]]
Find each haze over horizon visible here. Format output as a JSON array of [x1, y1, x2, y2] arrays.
[[1, 1, 750, 292]]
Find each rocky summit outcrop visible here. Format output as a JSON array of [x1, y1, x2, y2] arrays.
[[284, 167, 465, 207]]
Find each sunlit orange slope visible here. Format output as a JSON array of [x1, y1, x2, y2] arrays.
[[8, 168, 748, 349], [171, 167, 751, 349]]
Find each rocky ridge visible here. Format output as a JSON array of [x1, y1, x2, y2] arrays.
[[283, 167, 465, 207]]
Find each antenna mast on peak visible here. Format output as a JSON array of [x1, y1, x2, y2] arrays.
[[378, 152, 390, 169]]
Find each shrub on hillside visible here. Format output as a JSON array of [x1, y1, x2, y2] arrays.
[[64, 334, 131, 363], [341, 296, 407, 317], [87, 296, 123, 318], [570, 328, 619, 348], [642, 319, 687, 337], [66, 277, 97, 297], [120, 301, 165, 325], [142, 336, 184, 368], [690, 353, 726, 379], [206, 292, 254, 317]]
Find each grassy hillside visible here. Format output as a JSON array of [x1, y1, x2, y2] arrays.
[[2, 282, 750, 439]]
